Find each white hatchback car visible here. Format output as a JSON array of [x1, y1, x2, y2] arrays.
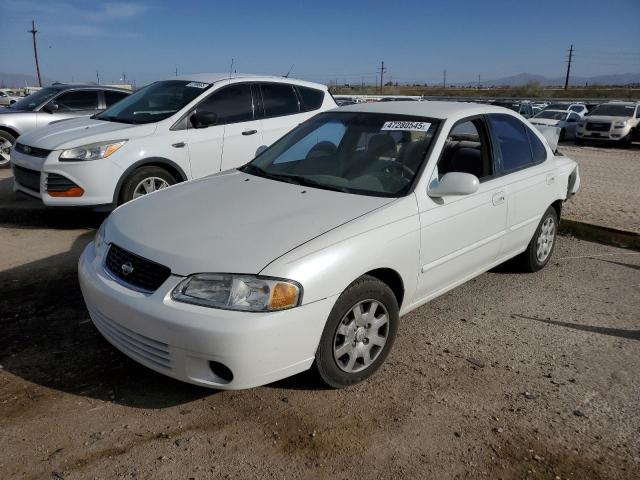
[[10, 74, 336, 207], [79, 101, 580, 389]]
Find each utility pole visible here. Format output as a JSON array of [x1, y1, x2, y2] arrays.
[[564, 44, 573, 90], [122, 72, 127, 85], [175, 67, 178, 77], [376, 61, 387, 93], [477, 73, 481, 89], [443, 69, 446, 89], [96, 70, 100, 84], [28, 20, 42, 87]]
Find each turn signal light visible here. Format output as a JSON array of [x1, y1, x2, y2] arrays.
[[49, 187, 85, 197], [269, 282, 299, 309]]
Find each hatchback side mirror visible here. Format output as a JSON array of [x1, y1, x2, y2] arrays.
[[428, 172, 480, 197], [190, 111, 217, 129], [43, 102, 59, 113]]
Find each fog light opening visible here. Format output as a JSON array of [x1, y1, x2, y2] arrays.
[[209, 361, 233, 384]]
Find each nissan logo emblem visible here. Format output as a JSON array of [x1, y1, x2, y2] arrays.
[[24, 145, 31, 154], [121, 262, 134, 276]]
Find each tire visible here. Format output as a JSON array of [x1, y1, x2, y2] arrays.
[[574, 138, 583, 146], [559, 128, 566, 142], [620, 133, 632, 149], [0, 130, 16, 168], [513, 206, 558, 273], [118, 166, 177, 205], [315, 275, 399, 388]]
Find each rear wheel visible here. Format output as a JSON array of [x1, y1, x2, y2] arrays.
[[315, 275, 399, 388], [118, 166, 177, 205], [559, 128, 566, 141], [574, 138, 584, 146], [513, 206, 558, 272], [0, 130, 16, 167]]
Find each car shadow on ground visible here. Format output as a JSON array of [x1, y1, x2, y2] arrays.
[[512, 313, 640, 341], [0, 231, 216, 409]]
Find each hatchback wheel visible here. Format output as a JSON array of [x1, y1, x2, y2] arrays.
[[119, 166, 177, 205], [0, 130, 16, 167], [315, 275, 399, 388], [515, 206, 558, 272]]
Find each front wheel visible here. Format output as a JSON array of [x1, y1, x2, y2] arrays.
[[315, 275, 399, 388], [514, 206, 558, 272], [0, 130, 16, 167], [118, 166, 177, 205]]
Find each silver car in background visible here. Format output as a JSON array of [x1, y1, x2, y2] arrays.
[[0, 84, 130, 166]]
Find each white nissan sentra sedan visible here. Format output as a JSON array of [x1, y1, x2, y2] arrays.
[[79, 101, 580, 390]]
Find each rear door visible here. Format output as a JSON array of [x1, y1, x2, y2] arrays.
[[486, 113, 557, 258], [257, 82, 310, 145]]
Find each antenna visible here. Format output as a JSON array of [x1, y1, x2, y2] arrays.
[[284, 64, 295, 78]]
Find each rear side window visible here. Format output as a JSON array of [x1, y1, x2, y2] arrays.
[[297, 86, 324, 112], [104, 90, 129, 107], [488, 114, 536, 172], [261, 83, 299, 118], [55, 90, 99, 111], [197, 84, 253, 124], [526, 128, 547, 164]]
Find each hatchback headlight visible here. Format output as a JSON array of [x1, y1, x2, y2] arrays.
[[60, 140, 126, 161], [172, 274, 302, 312], [613, 121, 628, 128]]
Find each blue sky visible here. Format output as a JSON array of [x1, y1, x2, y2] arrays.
[[1, 0, 639, 86]]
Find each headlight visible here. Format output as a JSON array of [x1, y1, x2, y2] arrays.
[[94, 217, 109, 253], [171, 274, 302, 312], [59, 140, 126, 161], [613, 121, 628, 128]]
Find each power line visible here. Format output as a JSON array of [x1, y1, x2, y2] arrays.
[[376, 61, 387, 93], [564, 44, 574, 90], [28, 20, 42, 87]]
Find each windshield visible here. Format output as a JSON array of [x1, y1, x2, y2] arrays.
[[95, 80, 211, 124], [588, 104, 635, 118], [545, 104, 568, 110], [242, 112, 439, 197], [9, 87, 59, 111], [534, 111, 566, 120]]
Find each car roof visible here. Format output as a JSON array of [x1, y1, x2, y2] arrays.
[[48, 84, 130, 92], [172, 72, 328, 90], [542, 109, 569, 113], [335, 100, 517, 120]]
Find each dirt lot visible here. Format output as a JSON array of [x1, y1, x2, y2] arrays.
[[0, 143, 639, 479]]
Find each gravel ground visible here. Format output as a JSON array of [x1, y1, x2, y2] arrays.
[[559, 142, 640, 232]]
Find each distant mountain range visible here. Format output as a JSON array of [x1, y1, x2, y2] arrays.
[[476, 72, 640, 87]]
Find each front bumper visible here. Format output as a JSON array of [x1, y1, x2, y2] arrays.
[[78, 242, 337, 389], [10, 147, 124, 206], [576, 127, 631, 141]]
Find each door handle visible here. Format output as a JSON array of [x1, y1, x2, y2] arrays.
[[172, 142, 185, 148], [242, 130, 258, 136], [492, 191, 506, 206], [546, 174, 556, 185]]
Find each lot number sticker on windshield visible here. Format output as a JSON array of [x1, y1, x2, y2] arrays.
[[382, 121, 431, 132], [185, 82, 210, 89]]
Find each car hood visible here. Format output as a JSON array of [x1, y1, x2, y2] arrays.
[[584, 115, 632, 123], [16, 116, 157, 150], [531, 118, 560, 126], [106, 170, 395, 276]]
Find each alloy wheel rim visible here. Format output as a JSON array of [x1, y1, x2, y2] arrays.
[[132, 177, 170, 198], [536, 217, 556, 263], [0, 138, 11, 165], [333, 299, 389, 373]]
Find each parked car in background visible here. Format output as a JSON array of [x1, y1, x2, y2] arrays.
[[335, 98, 357, 106], [529, 109, 581, 140], [543, 103, 588, 117], [11, 74, 337, 206], [575, 101, 640, 146], [0, 84, 131, 166], [492, 101, 534, 118], [0, 89, 20, 106], [78, 101, 579, 390]]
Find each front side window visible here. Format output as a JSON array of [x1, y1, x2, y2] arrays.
[[242, 112, 439, 197], [297, 86, 325, 112], [10, 87, 60, 111], [260, 83, 299, 118], [437, 119, 492, 180], [54, 90, 99, 111], [488, 114, 535, 172], [95, 80, 211, 124], [196, 84, 253, 124]]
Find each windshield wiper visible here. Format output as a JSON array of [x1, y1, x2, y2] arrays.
[[97, 115, 140, 124], [241, 164, 301, 185]]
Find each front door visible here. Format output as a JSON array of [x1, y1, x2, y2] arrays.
[[37, 89, 100, 128]]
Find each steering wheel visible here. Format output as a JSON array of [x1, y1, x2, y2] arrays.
[[380, 161, 415, 178]]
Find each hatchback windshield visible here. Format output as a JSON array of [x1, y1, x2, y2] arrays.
[[95, 80, 211, 124], [534, 111, 567, 120], [588, 104, 635, 118], [9, 87, 60, 111], [242, 112, 439, 197]]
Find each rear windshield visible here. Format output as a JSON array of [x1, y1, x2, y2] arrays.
[[588, 104, 635, 118], [534, 111, 566, 120], [9, 87, 60, 111], [95, 80, 211, 124]]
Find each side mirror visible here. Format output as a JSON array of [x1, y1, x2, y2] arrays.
[[190, 111, 217, 129], [428, 172, 480, 198], [43, 102, 59, 113]]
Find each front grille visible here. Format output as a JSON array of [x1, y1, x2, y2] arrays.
[[586, 122, 611, 132], [12, 164, 41, 191], [46, 173, 79, 192], [14, 142, 51, 158], [89, 306, 173, 370], [105, 244, 171, 292]]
